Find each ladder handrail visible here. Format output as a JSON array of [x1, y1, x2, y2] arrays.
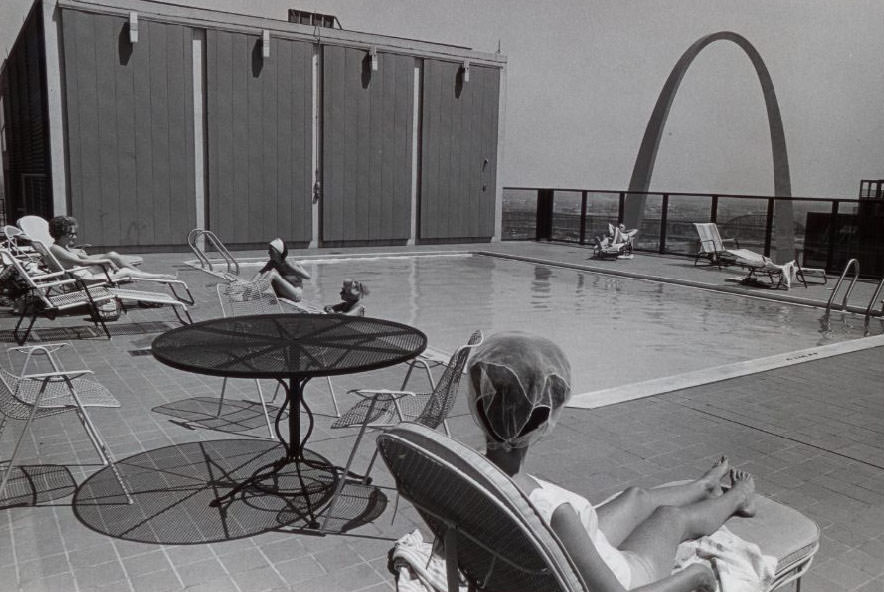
[[187, 228, 212, 270], [187, 229, 239, 276], [863, 277, 884, 335], [825, 258, 860, 313]]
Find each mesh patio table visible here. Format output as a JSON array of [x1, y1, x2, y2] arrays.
[[151, 313, 427, 527]]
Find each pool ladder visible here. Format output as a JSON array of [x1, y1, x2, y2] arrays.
[[823, 258, 884, 335], [187, 228, 239, 277]]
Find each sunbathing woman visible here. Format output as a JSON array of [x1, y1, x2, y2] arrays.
[[48, 216, 173, 281], [323, 279, 369, 316], [467, 332, 756, 592], [252, 238, 311, 302]]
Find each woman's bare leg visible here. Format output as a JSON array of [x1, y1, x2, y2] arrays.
[[266, 271, 303, 302], [597, 456, 729, 546], [618, 470, 756, 580]]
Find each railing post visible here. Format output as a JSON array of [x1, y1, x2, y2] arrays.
[[659, 193, 669, 254], [579, 191, 588, 245], [763, 197, 775, 257], [536, 189, 554, 241], [826, 200, 840, 274], [710, 195, 718, 223]]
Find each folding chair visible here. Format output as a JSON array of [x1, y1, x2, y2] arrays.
[[0, 343, 132, 504]]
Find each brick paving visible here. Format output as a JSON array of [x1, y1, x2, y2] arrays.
[[0, 242, 882, 591]]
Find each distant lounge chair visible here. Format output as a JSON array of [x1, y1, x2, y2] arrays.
[[728, 249, 809, 290], [594, 223, 638, 260], [693, 222, 742, 267]]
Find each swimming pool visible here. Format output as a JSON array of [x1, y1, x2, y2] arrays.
[[227, 253, 870, 396]]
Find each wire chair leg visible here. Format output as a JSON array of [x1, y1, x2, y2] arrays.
[[216, 377, 228, 417], [253, 380, 274, 439], [321, 397, 379, 531], [72, 404, 133, 504], [0, 406, 40, 501], [326, 377, 340, 417]]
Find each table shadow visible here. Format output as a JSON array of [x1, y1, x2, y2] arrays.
[[72, 439, 385, 544], [152, 396, 287, 434]]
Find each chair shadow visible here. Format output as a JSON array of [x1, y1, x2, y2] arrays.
[[72, 438, 377, 544], [0, 465, 77, 509], [0, 320, 178, 343], [152, 396, 287, 434]]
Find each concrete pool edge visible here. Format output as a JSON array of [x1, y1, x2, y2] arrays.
[[568, 333, 884, 409]]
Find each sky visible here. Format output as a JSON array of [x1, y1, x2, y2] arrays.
[[2, 0, 882, 199]]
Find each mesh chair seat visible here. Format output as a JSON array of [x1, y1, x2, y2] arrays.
[[0, 368, 120, 419], [46, 284, 115, 309]]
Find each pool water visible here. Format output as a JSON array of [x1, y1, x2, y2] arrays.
[[241, 253, 868, 394]]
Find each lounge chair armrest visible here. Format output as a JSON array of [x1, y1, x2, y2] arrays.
[[20, 369, 93, 381], [721, 237, 740, 248], [28, 269, 72, 281], [348, 388, 414, 401]]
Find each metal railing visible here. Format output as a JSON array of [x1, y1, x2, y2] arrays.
[[502, 187, 880, 275]]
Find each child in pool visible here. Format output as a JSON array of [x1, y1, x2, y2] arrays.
[[323, 279, 369, 316]]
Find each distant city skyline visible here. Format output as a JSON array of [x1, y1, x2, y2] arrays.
[[3, 0, 882, 199]]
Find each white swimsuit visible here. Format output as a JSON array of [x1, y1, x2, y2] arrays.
[[528, 477, 635, 588]]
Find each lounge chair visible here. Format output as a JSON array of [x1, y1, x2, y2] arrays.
[[17, 215, 143, 267], [27, 240, 193, 324], [1, 248, 119, 345], [377, 423, 820, 592], [594, 223, 638, 260], [693, 222, 740, 267], [725, 248, 817, 290]]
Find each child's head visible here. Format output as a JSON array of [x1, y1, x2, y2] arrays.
[[467, 332, 571, 452], [340, 279, 369, 302]]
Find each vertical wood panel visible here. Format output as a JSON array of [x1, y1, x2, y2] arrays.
[[207, 31, 311, 244], [61, 9, 195, 247], [322, 47, 413, 242], [419, 60, 499, 240]]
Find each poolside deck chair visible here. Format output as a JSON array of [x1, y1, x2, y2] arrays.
[[17, 215, 142, 267], [1, 249, 119, 345], [594, 223, 638, 260], [28, 240, 193, 322], [322, 330, 483, 530], [728, 248, 808, 290], [693, 222, 740, 267], [0, 343, 132, 505], [377, 423, 820, 592]]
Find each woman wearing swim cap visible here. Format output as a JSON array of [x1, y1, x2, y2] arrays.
[[251, 238, 311, 302], [468, 332, 757, 592]]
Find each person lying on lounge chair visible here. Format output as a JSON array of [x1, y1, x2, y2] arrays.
[[252, 238, 311, 302], [48, 216, 173, 281], [323, 279, 369, 316], [468, 332, 759, 592]]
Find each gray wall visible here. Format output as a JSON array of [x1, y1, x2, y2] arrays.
[[206, 30, 313, 245], [322, 46, 413, 243], [420, 60, 499, 240], [61, 9, 195, 247]]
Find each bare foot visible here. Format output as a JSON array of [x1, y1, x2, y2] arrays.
[[730, 469, 756, 517], [698, 456, 729, 497]]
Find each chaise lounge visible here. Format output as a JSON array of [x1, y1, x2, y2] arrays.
[[378, 423, 820, 592]]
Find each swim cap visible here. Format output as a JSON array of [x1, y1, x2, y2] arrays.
[[269, 238, 286, 256], [467, 332, 571, 451]]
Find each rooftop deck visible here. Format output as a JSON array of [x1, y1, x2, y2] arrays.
[[1, 241, 882, 592]]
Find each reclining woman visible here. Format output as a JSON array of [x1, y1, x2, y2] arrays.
[[48, 216, 173, 281], [467, 332, 757, 592], [252, 238, 311, 302]]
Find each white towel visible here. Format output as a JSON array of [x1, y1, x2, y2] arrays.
[[389, 529, 467, 592], [674, 526, 777, 592]]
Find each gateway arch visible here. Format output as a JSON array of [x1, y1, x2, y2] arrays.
[[623, 31, 794, 262]]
